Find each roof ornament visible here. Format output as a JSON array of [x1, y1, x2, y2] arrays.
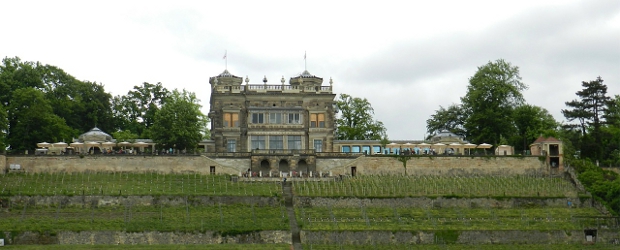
[[213, 77, 218, 85], [263, 75, 267, 87], [330, 77, 333, 87], [281, 76, 285, 87], [245, 76, 250, 84]]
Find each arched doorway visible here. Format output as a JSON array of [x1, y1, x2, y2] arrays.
[[259, 160, 270, 173], [279, 159, 290, 172], [298, 159, 309, 174]]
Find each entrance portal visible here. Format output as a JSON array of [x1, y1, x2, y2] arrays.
[[279, 159, 290, 172], [259, 160, 270, 173]]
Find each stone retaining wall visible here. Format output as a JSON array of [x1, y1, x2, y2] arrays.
[[320, 156, 548, 176], [301, 230, 620, 245], [3, 155, 247, 175], [7, 195, 281, 207], [294, 197, 590, 209], [1, 230, 291, 245], [4, 155, 548, 177]]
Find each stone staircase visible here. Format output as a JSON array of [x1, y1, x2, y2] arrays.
[[283, 182, 301, 250]]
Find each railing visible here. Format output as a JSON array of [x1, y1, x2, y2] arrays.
[[251, 149, 315, 155], [316, 152, 364, 158], [203, 152, 252, 158], [215, 84, 332, 94]]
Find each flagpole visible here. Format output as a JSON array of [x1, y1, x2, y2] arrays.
[[225, 50, 227, 70], [304, 51, 307, 71]]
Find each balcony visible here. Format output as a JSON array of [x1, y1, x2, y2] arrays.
[[251, 149, 316, 155], [214, 84, 332, 94]]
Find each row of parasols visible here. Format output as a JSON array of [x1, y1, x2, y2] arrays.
[[37, 141, 153, 152], [385, 142, 493, 149]]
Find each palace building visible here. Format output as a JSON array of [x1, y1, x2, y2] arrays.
[[203, 69, 338, 173]]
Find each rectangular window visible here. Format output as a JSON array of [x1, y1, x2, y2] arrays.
[[341, 146, 351, 153], [269, 112, 282, 124], [352, 146, 360, 153], [251, 136, 266, 150], [288, 136, 302, 150], [226, 139, 236, 152], [287, 113, 301, 124], [310, 113, 325, 128], [223, 113, 239, 127], [269, 136, 283, 150], [373, 146, 381, 154], [251, 113, 264, 124], [362, 146, 371, 154], [314, 139, 323, 152]]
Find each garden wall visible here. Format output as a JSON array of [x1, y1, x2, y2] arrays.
[[319, 156, 547, 176], [301, 230, 620, 245], [3, 155, 248, 175], [294, 197, 591, 209], [4, 155, 546, 177], [1, 230, 291, 245], [8, 195, 281, 207]]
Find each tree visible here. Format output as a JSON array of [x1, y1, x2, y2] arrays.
[[7, 88, 74, 151], [151, 89, 208, 152], [461, 59, 527, 145], [511, 104, 558, 153], [0, 57, 45, 107], [604, 95, 620, 127], [112, 130, 139, 143], [113, 82, 169, 137], [335, 94, 386, 140], [562, 77, 610, 160], [426, 104, 466, 137], [42, 65, 114, 133]]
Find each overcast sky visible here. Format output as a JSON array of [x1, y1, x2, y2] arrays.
[[2, 0, 619, 140]]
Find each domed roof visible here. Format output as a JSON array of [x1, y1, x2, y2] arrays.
[[78, 127, 113, 142], [431, 130, 463, 143]]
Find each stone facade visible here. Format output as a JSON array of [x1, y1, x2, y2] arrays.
[[207, 69, 336, 155]]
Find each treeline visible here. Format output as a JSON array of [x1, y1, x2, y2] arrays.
[[0, 57, 208, 153], [426, 59, 620, 167]]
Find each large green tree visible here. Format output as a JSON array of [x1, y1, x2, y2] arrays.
[[42, 65, 114, 133], [562, 77, 611, 160], [151, 89, 208, 152], [335, 93, 386, 140], [113, 82, 169, 137], [7, 88, 73, 151], [426, 104, 466, 138], [0, 57, 117, 152], [0, 57, 45, 107], [604, 95, 620, 127], [511, 104, 558, 153], [461, 59, 527, 145]]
